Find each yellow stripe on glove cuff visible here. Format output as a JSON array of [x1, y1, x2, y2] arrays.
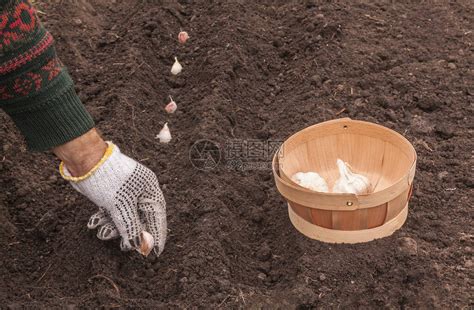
[[59, 142, 115, 182]]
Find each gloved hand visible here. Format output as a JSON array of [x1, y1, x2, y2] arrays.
[[59, 142, 167, 256]]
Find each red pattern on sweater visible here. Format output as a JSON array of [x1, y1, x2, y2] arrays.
[[0, 1, 37, 49], [0, 54, 62, 99], [9, 2, 36, 32], [0, 32, 53, 75], [12, 71, 41, 96], [0, 85, 14, 100], [0, 0, 64, 101], [0, 13, 9, 32], [42, 57, 61, 80]]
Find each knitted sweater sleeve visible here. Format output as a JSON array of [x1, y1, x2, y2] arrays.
[[0, 0, 94, 151]]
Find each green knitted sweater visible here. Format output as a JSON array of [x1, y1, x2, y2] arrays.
[[0, 0, 94, 151]]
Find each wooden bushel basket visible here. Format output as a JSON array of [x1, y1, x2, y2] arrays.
[[272, 118, 417, 243]]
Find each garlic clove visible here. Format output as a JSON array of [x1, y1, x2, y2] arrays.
[[292, 171, 329, 192], [136, 231, 154, 257], [156, 122, 172, 143], [165, 96, 177, 113], [178, 31, 189, 44], [171, 57, 182, 75], [333, 159, 371, 194]]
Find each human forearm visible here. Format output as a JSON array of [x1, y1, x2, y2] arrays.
[[52, 128, 107, 177]]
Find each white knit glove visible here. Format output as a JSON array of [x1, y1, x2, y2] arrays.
[[60, 142, 167, 256]]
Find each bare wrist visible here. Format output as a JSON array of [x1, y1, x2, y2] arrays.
[[53, 128, 107, 177]]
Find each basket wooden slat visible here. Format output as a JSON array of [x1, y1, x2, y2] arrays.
[[287, 203, 409, 243], [273, 118, 417, 243]]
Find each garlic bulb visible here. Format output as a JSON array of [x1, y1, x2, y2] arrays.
[[291, 172, 329, 192], [171, 57, 182, 75], [178, 31, 189, 44], [333, 159, 371, 194], [156, 122, 171, 143], [165, 96, 177, 113], [136, 231, 154, 257]]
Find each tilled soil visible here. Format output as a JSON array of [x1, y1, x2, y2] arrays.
[[1, 0, 473, 308]]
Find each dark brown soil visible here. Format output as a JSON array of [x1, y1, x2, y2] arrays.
[[1, 0, 473, 308]]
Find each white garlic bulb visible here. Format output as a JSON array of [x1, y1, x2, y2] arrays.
[[171, 57, 182, 75], [156, 122, 172, 143], [333, 159, 371, 194], [291, 172, 329, 192]]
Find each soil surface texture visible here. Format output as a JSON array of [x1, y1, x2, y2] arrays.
[[1, 0, 473, 308]]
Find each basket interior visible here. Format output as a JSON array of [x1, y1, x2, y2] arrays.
[[279, 120, 416, 194]]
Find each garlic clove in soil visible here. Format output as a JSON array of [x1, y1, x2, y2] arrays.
[[156, 122, 172, 143], [333, 159, 371, 194], [171, 57, 182, 75], [178, 31, 189, 44], [165, 96, 177, 113], [136, 231, 154, 257], [291, 172, 329, 192]]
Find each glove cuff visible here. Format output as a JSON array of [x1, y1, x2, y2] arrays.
[[59, 141, 115, 182]]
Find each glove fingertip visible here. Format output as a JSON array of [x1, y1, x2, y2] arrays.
[[87, 211, 109, 229], [120, 235, 141, 252], [120, 239, 133, 251], [153, 236, 166, 257], [132, 235, 141, 248], [97, 224, 119, 240], [87, 217, 100, 229], [153, 247, 163, 257]]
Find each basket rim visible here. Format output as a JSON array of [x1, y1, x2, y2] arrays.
[[279, 117, 416, 163]]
